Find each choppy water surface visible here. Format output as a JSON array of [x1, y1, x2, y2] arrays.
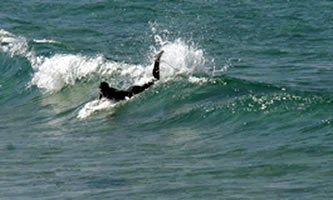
[[0, 1, 332, 199]]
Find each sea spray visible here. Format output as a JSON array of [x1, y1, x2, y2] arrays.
[[151, 37, 209, 77]]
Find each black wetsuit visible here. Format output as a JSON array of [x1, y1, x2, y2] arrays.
[[99, 60, 160, 101]]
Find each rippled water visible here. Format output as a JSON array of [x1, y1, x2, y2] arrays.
[[0, 1, 332, 199]]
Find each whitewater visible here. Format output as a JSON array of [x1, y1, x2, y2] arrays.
[[1, 28, 213, 120]]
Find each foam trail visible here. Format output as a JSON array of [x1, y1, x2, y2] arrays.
[[33, 39, 61, 44]]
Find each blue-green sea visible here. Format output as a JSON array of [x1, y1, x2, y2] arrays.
[[1, 1, 332, 199]]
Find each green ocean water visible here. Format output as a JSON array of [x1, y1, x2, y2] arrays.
[[0, 0, 332, 199]]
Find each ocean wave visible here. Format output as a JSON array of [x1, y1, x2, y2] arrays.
[[1, 28, 216, 119], [3, 28, 330, 121], [0, 28, 211, 95], [2, 27, 331, 123]]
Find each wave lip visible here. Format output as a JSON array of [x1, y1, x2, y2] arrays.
[[0, 29, 30, 58], [33, 39, 61, 44]]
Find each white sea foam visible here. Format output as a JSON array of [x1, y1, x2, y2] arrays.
[[30, 54, 105, 92], [189, 76, 208, 84]]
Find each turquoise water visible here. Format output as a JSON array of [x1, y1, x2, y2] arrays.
[[1, 1, 332, 199]]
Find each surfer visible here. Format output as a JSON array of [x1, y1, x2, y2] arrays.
[[99, 51, 164, 101]]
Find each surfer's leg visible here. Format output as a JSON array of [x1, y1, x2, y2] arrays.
[[153, 61, 160, 80], [125, 51, 163, 97], [153, 51, 164, 80], [128, 81, 154, 96]]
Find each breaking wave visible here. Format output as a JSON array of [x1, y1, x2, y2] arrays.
[[0, 28, 213, 119]]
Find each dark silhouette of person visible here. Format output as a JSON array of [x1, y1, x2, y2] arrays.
[[99, 51, 164, 101]]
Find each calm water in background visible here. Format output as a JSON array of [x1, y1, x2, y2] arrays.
[[0, 0, 332, 199]]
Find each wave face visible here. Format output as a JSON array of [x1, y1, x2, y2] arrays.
[[1, 1, 333, 199]]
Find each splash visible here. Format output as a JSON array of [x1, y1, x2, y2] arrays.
[[149, 22, 211, 76], [151, 38, 208, 79]]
